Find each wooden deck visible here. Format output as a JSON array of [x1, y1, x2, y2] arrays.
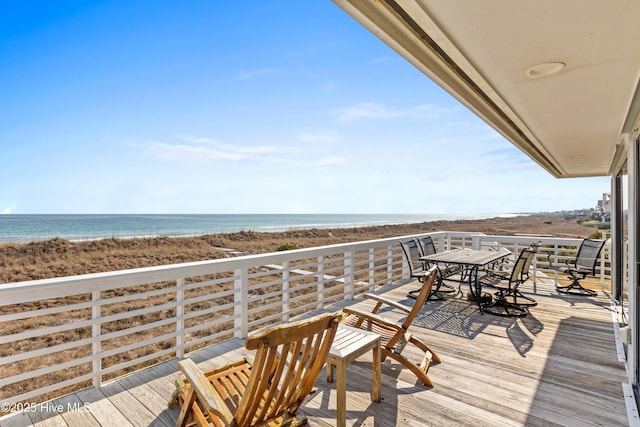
[[1, 279, 631, 426]]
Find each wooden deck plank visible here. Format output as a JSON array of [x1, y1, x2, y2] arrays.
[[74, 387, 134, 427], [0, 279, 630, 427], [111, 374, 175, 427], [24, 404, 67, 427], [0, 410, 33, 427], [99, 379, 170, 427], [54, 395, 100, 427]]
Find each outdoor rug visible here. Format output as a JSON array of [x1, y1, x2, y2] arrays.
[[413, 296, 542, 355], [412, 297, 489, 339]]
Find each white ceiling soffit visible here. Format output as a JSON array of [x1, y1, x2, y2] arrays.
[[332, 0, 640, 178]]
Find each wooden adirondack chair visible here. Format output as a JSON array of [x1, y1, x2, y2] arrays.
[[341, 265, 441, 387], [170, 312, 341, 427]]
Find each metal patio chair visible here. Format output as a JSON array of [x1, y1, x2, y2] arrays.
[[556, 238, 606, 296], [399, 238, 440, 300], [479, 248, 533, 317], [400, 238, 454, 301], [486, 242, 540, 307], [416, 235, 460, 295]]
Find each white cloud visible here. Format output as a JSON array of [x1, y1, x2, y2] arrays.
[[234, 68, 280, 80], [298, 130, 338, 144], [174, 135, 220, 145], [131, 135, 296, 165], [332, 102, 457, 122], [317, 156, 346, 165], [1, 207, 11, 214], [144, 141, 246, 161], [176, 135, 286, 155]]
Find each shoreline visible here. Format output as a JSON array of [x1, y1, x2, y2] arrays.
[[0, 212, 524, 244], [0, 213, 599, 284]]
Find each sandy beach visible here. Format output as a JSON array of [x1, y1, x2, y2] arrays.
[[0, 212, 599, 284]]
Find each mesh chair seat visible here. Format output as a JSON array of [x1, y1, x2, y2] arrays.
[[556, 239, 605, 296], [479, 248, 535, 317]]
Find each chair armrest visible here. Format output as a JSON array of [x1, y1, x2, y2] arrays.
[[483, 268, 509, 278], [363, 294, 411, 314], [343, 307, 400, 330], [178, 358, 234, 423], [564, 258, 577, 272]]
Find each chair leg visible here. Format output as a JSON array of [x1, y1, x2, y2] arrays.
[[436, 278, 456, 293], [385, 351, 433, 387], [483, 291, 528, 318], [556, 278, 597, 296], [176, 387, 197, 427], [409, 335, 441, 364], [282, 414, 309, 427], [408, 276, 449, 301], [506, 288, 537, 307]]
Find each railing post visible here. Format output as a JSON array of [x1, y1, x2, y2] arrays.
[[387, 245, 394, 284], [531, 249, 538, 284], [91, 290, 101, 389], [283, 261, 290, 322], [511, 242, 520, 264], [471, 235, 481, 250], [368, 248, 375, 291], [234, 267, 248, 338], [176, 278, 185, 359], [317, 256, 325, 310], [552, 243, 560, 283], [599, 245, 607, 290], [345, 250, 354, 299]]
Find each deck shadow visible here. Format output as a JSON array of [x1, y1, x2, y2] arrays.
[[412, 296, 512, 339], [506, 320, 534, 356], [524, 315, 628, 426]]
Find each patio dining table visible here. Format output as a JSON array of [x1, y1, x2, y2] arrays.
[[421, 247, 511, 313]]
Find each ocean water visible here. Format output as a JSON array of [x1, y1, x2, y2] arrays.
[[0, 213, 518, 244]]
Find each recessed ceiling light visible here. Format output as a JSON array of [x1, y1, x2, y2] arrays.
[[526, 62, 566, 78]]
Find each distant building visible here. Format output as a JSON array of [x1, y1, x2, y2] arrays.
[[595, 193, 612, 222]]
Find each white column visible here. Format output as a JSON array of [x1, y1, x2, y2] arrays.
[[628, 135, 638, 385]]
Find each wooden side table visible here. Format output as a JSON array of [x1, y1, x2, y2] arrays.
[[326, 325, 381, 427]]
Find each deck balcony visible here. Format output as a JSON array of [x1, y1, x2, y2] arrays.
[[0, 231, 633, 426]]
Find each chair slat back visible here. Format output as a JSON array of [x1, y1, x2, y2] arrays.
[[521, 242, 540, 280], [399, 239, 425, 275], [575, 239, 606, 274], [510, 248, 532, 284], [400, 266, 437, 330], [417, 236, 437, 256], [236, 312, 341, 426]]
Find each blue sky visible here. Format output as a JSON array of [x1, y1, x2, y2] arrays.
[[0, 1, 609, 215]]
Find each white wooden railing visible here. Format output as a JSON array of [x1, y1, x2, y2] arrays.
[[0, 232, 611, 406]]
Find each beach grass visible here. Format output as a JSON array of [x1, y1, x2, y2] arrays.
[[0, 213, 597, 284], [0, 213, 598, 408]]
